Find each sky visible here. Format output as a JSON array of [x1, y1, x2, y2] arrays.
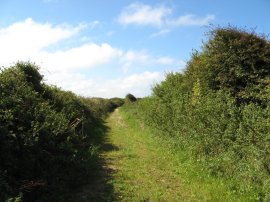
[[0, 0, 269, 98]]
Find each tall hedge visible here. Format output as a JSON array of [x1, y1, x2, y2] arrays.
[[0, 62, 118, 201], [137, 27, 270, 199], [186, 27, 270, 104]]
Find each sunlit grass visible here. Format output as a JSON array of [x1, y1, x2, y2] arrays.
[[103, 108, 256, 201]]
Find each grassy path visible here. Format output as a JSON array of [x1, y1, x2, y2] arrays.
[[100, 108, 249, 201]]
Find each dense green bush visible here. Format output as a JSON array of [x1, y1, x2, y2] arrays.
[[134, 27, 270, 199], [125, 93, 137, 103], [0, 62, 119, 201], [186, 27, 270, 105]]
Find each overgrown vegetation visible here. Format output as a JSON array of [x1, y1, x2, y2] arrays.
[[131, 27, 270, 200], [1, 26, 269, 201], [0, 62, 123, 201], [119, 105, 256, 201]]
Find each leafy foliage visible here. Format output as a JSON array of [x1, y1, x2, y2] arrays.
[[188, 27, 270, 105], [81, 97, 124, 119], [125, 93, 137, 103], [0, 62, 122, 201], [135, 27, 270, 199]]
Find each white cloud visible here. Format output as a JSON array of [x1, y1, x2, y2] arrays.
[[0, 18, 81, 66], [121, 50, 150, 64], [97, 71, 162, 97], [85, 20, 100, 29], [120, 50, 185, 73], [156, 56, 174, 65], [122, 52, 175, 66], [36, 43, 121, 72], [118, 3, 215, 32], [150, 29, 171, 38], [118, 2, 171, 26], [168, 14, 215, 26], [0, 18, 181, 98], [45, 71, 163, 98], [120, 50, 177, 72], [0, 18, 121, 72], [121, 51, 148, 64]]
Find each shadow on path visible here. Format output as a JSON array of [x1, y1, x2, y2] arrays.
[[73, 119, 119, 202]]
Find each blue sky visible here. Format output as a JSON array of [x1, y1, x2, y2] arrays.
[[0, 0, 269, 98]]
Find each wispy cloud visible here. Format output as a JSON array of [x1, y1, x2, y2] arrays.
[[86, 20, 100, 29], [118, 2, 171, 26], [118, 2, 215, 35], [167, 14, 215, 26], [119, 50, 181, 73], [150, 29, 171, 38]]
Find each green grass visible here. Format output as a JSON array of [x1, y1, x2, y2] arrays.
[[102, 107, 257, 201]]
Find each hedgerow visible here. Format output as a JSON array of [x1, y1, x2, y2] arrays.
[[0, 62, 122, 201], [135, 27, 270, 199]]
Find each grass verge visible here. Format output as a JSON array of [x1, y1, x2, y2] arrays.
[[102, 107, 257, 201]]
